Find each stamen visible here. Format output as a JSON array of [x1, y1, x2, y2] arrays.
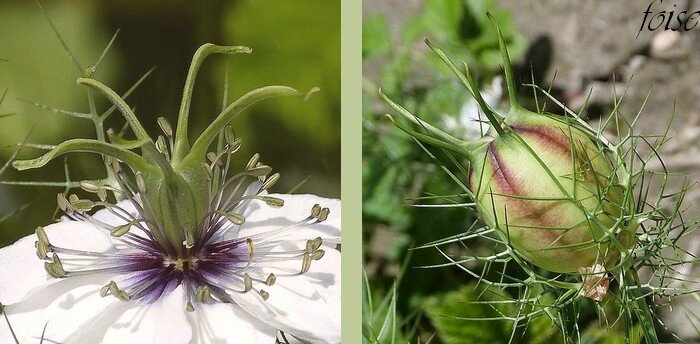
[[100, 281, 118, 297], [243, 273, 253, 292], [220, 212, 245, 225], [224, 126, 236, 147], [258, 196, 284, 208], [57, 193, 70, 212], [195, 285, 211, 303], [207, 152, 223, 167], [36, 240, 50, 259], [265, 273, 276, 286], [155, 135, 169, 157], [201, 162, 213, 180], [311, 204, 321, 218], [135, 173, 147, 194], [79, 180, 101, 193], [157, 117, 173, 137], [247, 165, 272, 177], [245, 153, 260, 171], [44, 254, 66, 278], [185, 232, 195, 249], [110, 223, 133, 237], [35, 226, 49, 245], [261, 172, 280, 190]]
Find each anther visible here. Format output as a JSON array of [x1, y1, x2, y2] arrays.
[[35, 226, 49, 245], [224, 126, 236, 146], [207, 152, 222, 166], [135, 173, 147, 194], [311, 204, 321, 218], [196, 286, 211, 303], [100, 281, 118, 297], [97, 188, 108, 202], [36, 240, 50, 259], [311, 250, 325, 261], [105, 156, 121, 173], [80, 180, 101, 193], [156, 135, 169, 156], [258, 290, 269, 301], [45, 254, 66, 278], [318, 208, 330, 222], [261, 173, 280, 190], [186, 301, 195, 312], [157, 117, 173, 137], [260, 196, 284, 208], [243, 273, 253, 293], [83, 65, 96, 78], [229, 138, 242, 153], [265, 273, 276, 286], [111, 224, 132, 237], [201, 162, 213, 180], [72, 199, 95, 213], [57, 193, 69, 212], [248, 165, 272, 177], [246, 153, 260, 171], [224, 213, 245, 225], [185, 232, 195, 249], [312, 237, 323, 251]]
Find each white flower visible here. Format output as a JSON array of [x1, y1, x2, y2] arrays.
[[0, 193, 340, 343], [0, 41, 340, 344]]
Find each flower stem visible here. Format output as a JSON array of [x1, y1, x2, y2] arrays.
[[626, 267, 659, 344]]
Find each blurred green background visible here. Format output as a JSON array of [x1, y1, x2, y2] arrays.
[[0, 1, 340, 247]]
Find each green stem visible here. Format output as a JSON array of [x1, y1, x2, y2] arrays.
[[626, 267, 659, 344], [171, 44, 252, 165]]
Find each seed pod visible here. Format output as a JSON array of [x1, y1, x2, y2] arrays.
[[386, 15, 637, 274], [468, 111, 634, 273]]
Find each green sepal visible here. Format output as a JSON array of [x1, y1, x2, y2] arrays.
[[12, 138, 152, 173]]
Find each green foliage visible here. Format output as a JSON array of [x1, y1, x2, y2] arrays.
[[422, 284, 556, 344], [363, 271, 402, 344]]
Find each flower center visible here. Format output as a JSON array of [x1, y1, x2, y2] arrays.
[[34, 142, 331, 311]]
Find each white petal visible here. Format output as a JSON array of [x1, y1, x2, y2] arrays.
[[235, 248, 341, 343], [0, 221, 114, 305], [32, 280, 117, 343], [238, 194, 341, 246], [102, 285, 192, 344], [187, 302, 277, 344], [2, 273, 116, 343]]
